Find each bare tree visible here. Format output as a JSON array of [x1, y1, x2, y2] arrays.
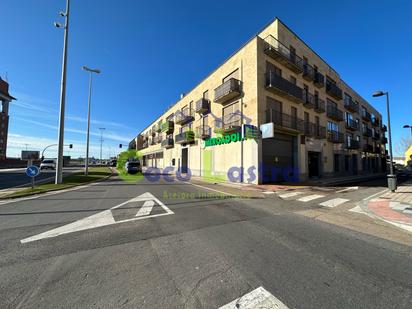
[[394, 136, 412, 156]]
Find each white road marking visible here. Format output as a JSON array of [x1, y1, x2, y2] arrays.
[[362, 188, 388, 201], [319, 198, 349, 208], [278, 191, 305, 199], [349, 205, 365, 214], [136, 200, 155, 217], [262, 191, 275, 194], [20, 192, 173, 243], [390, 202, 410, 211], [336, 186, 359, 193], [188, 182, 235, 197], [219, 286, 289, 309], [297, 194, 325, 202]]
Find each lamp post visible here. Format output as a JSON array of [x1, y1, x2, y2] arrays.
[[372, 91, 396, 192], [82, 66, 101, 176], [54, 0, 70, 184], [99, 128, 105, 163], [403, 124, 412, 137]]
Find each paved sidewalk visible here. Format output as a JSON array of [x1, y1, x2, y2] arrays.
[[362, 181, 412, 233]]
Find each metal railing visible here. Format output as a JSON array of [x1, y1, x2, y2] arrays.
[[346, 139, 360, 149], [264, 35, 303, 72], [314, 97, 325, 113], [161, 138, 174, 148], [327, 130, 344, 143], [196, 125, 211, 138], [195, 98, 210, 114], [326, 103, 344, 121], [266, 109, 304, 133], [175, 107, 194, 125], [326, 82, 343, 100], [362, 127, 372, 137], [303, 64, 314, 81], [265, 71, 303, 102], [345, 119, 359, 131], [344, 98, 359, 113], [214, 78, 242, 103], [314, 72, 324, 87], [303, 91, 314, 108]]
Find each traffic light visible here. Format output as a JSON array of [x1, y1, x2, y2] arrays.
[[119, 144, 122, 148], [69, 144, 73, 149]]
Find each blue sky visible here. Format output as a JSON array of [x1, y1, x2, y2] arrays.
[[1, 0, 411, 158]]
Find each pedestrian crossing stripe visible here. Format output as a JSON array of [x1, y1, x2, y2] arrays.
[[297, 194, 325, 202], [319, 198, 349, 208], [20, 192, 173, 243]]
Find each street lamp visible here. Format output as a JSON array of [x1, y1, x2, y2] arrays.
[[403, 124, 412, 137], [55, 0, 70, 184], [372, 90, 396, 192], [99, 128, 106, 162], [82, 66, 101, 176]]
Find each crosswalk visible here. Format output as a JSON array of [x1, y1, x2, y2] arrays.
[[276, 190, 352, 208]]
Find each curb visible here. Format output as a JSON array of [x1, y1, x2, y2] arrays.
[[0, 168, 115, 200]]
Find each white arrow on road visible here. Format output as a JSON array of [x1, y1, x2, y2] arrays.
[[20, 192, 173, 243]]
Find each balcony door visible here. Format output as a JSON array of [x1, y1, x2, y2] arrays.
[[181, 148, 188, 174]]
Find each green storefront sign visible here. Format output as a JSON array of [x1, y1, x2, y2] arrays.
[[204, 132, 243, 147]]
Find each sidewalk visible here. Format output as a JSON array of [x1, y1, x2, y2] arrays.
[[362, 181, 412, 233]]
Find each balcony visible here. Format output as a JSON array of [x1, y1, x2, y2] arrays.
[[151, 125, 157, 134], [381, 136, 388, 144], [314, 97, 325, 113], [175, 107, 194, 125], [326, 83, 343, 100], [196, 125, 211, 139], [161, 138, 174, 149], [303, 91, 314, 109], [265, 109, 303, 135], [372, 131, 380, 140], [363, 143, 373, 153], [362, 127, 372, 137], [302, 64, 314, 81], [156, 135, 163, 144], [327, 130, 344, 143], [221, 112, 241, 134], [175, 130, 195, 144], [160, 120, 174, 134], [265, 71, 303, 103], [372, 118, 380, 127], [156, 121, 162, 132], [344, 98, 359, 113], [263, 35, 303, 73], [382, 124, 387, 132], [214, 78, 242, 104], [142, 141, 148, 149], [303, 122, 325, 139], [345, 119, 359, 131], [195, 98, 210, 114], [326, 104, 344, 121], [346, 139, 360, 150], [314, 72, 325, 88], [361, 110, 372, 122], [374, 146, 382, 154]]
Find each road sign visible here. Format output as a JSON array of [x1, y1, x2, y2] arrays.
[[21, 151, 40, 160], [26, 165, 40, 178]]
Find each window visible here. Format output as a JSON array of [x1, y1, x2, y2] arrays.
[[203, 90, 209, 100], [223, 69, 239, 83], [266, 61, 281, 76], [313, 65, 318, 74], [328, 121, 339, 132], [334, 154, 340, 172], [202, 114, 209, 126], [344, 93, 352, 105], [223, 102, 240, 126]]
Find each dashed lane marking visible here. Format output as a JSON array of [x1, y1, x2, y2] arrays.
[[336, 186, 359, 193], [297, 194, 325, 202], [278, 191, 305, 199], [319, 198, 350, 208], [219, 286, 289, 309]]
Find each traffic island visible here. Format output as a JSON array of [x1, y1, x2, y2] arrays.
[[1, 167, 113, 199]]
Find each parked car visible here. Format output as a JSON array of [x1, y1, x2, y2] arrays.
[[125, 160, 141, 174], [40, 159, 56, 170], [110, 159, 117, 167]]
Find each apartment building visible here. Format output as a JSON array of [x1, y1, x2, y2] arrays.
[[129, 18, 387, 184], [0, 77, 16, 160]]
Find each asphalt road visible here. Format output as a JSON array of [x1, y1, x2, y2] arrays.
[[0, 167, 80, 190], [0, 176, 411, 308]]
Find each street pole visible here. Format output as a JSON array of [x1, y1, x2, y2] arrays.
[[385, 93, 395, 177], [99, 128, 105, 162], [85, 73, 92, 176], [55, 0, 70, 184]]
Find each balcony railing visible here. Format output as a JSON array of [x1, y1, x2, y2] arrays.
[[314, 72, 325, 88], [303, 91, 314, 109], [151, 125, 157, 134], [265, 71, 303, 103], [161, 137, 174, 149], [156, 121, 162, 132], [372, 118, 380, 127], [302, 64, 314, 81], [327, 130, 344, 143], [382, 124, 387, 132], [381, 136, 388, 144], [303, 122, 326, 139], [363, 143, 373, 153], [160, 120, 174, 134], [362, 110, 372, 122], [156, 135, 163, 144], [374, 146, 382, 154], [175, 107, 194, 125], [326, 104, 344, 121], [175, 130, 195, 144], [214, 78, 242, 104], [362, 127, 372, 137], [345, 119, 359, 131], [372, 131, 380, 140], [263, 35, 303, 73], [314, 97, 325, 113], [196, 125, 211, 139], [326, 83, 343, 100], [142, 141, 148, 149], [344, 98, 359, 113], [346, 139, 360, 149], [195, 98, 210, 114], [266, 109, 304, 135]]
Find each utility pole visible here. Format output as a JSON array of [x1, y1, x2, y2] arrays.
[[99, 128, 105, 162], [55, 0, 70, 184]]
